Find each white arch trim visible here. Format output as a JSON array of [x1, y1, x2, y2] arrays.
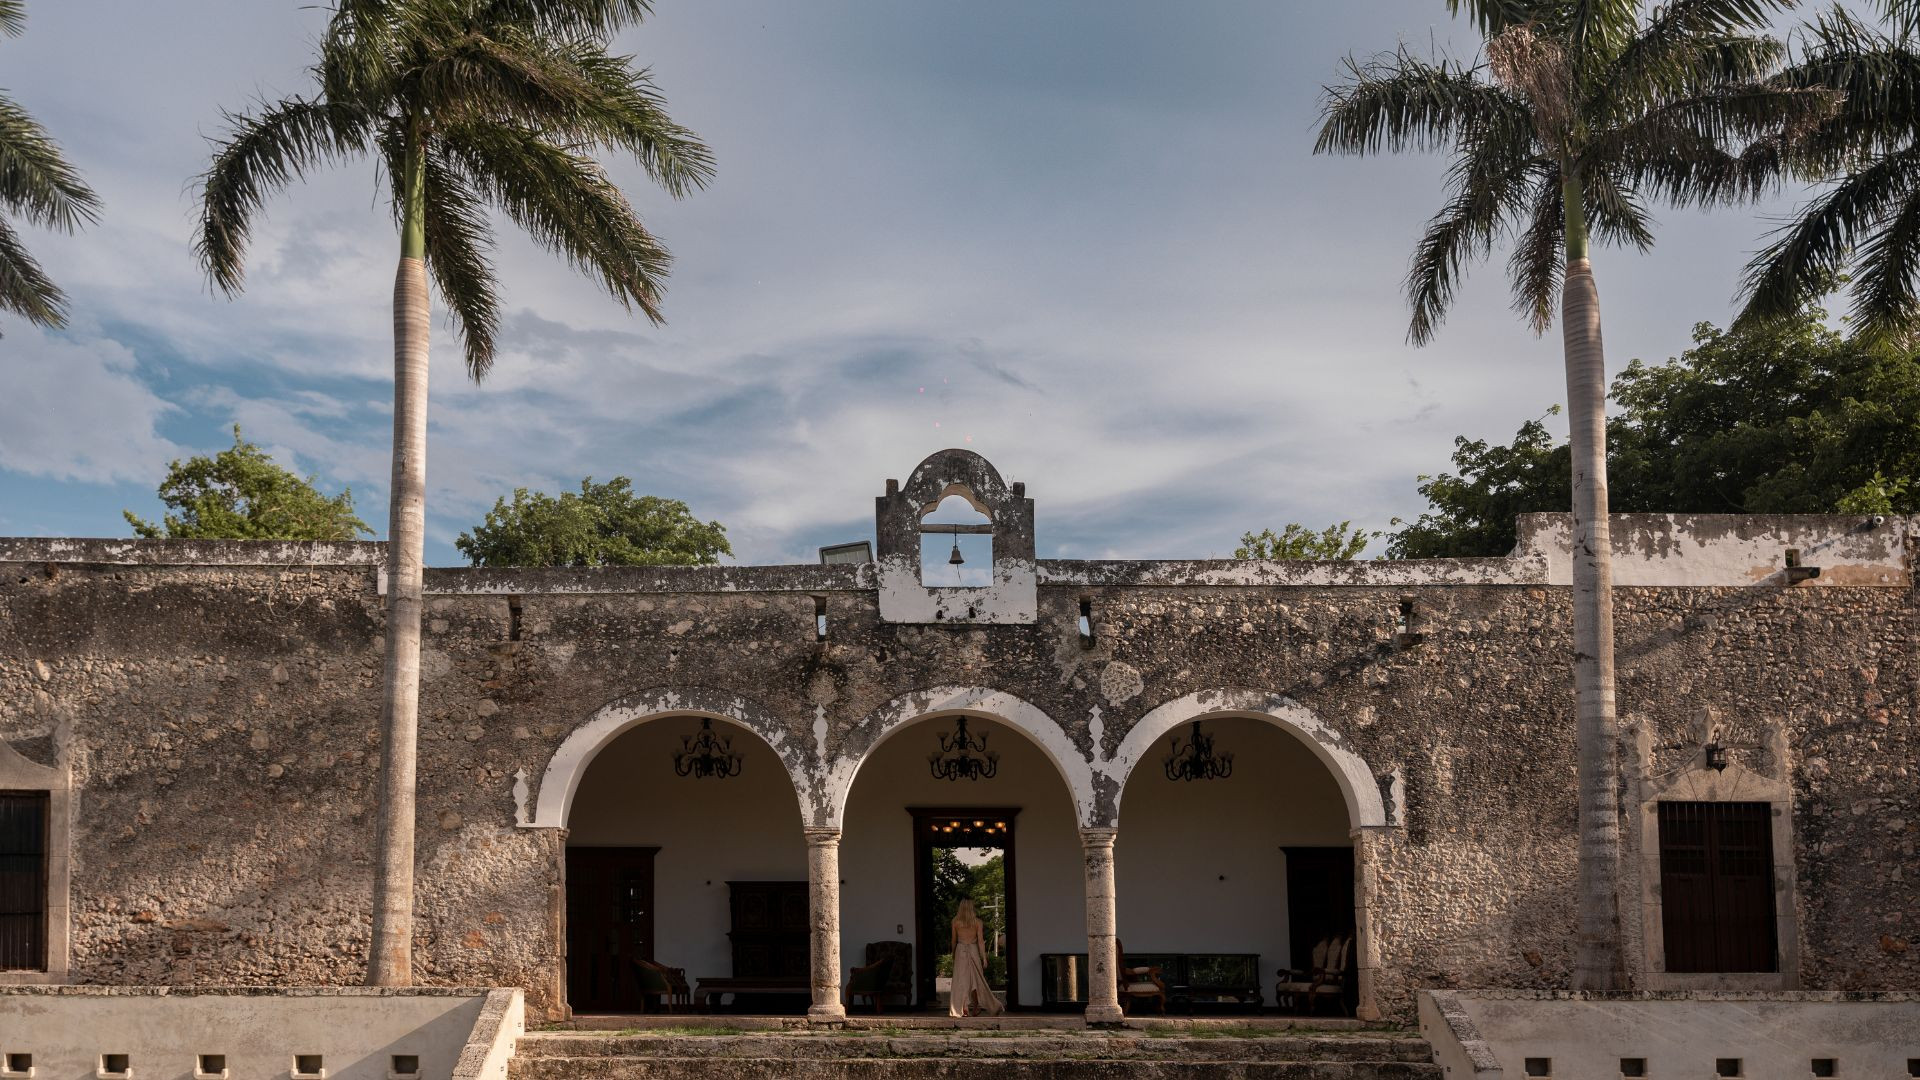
[[822, 686, 1097, 829], [525, 687, 814, 829], [1107, 689, 1392, 829]]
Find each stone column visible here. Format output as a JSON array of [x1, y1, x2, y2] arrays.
[[1080, 827, 1124, 1024], [805, 827, 847, 1022], [1352, 827, 1382, 1021]]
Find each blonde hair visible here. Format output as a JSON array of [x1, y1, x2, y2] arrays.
[[954, 899, 980, 927]]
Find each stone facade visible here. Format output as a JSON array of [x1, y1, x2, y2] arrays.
[[0, 451, 1913, 1021]]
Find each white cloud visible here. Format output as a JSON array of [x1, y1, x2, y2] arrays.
[[0, 323, 180, 484]]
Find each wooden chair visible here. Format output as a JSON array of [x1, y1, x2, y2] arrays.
[[1115, 939, 1167, 1015], [633, 957, 691, 1013], [845, 952, 894, 1013], [1274, 934, 1351, 1016]]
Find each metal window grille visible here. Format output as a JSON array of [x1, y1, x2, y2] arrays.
[[0, 792, 48, 971]]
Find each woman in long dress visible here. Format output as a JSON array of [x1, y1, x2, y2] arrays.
[[948, 899, 1005, 1017]]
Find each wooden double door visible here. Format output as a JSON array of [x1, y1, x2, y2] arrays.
[[1658, 801, 1778, 973]]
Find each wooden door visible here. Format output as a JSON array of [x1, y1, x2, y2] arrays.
[[0, 792, 47, 972], [911, 808, 1020, 1010], [1659, 801, 1777, 973], [565, 846, 658, 1013]]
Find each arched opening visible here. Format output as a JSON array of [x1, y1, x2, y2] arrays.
[[839, 709, 1083, 1012], [920, 490, 993, 588], [1114, 712, 1363, 1016], [563, 715, 807, 1015]]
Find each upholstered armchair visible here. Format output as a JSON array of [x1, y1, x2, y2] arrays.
[[1115, 940, 1167, 1015]]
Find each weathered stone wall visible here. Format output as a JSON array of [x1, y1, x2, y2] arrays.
[[0, 515, 1912, 1021]]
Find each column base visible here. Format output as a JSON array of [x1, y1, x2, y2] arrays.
[[1083, 1004, 1125, 1026], [808, 1003, 848, 1023]]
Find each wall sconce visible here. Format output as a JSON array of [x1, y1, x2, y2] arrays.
[[1395, 598, 1424, 648], [1704, 740, 1730, 772]]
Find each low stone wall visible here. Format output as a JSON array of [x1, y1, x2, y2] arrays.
[[1418, 990, 1920, 1080], [0, 986, 522, 1080]]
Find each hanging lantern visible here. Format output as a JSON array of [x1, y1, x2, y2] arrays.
[[673, 718, 744, 779], [1163, 720, 1234, 782], [928, 715, 999, 781]]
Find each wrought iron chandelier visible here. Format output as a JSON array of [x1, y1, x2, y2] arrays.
[[674, 718, 744, 779], [928, 716, 999, 781], [1163, 721, 1233, 782]]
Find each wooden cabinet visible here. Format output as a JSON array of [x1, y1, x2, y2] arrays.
[[726, 881, 808, 978], [566, 846, 658, 1014]]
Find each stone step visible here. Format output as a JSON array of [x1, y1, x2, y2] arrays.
[[510, 1057, 1442, 1080], [516, 1034, 1434, 1064]]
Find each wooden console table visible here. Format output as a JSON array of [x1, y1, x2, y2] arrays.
[[692, 976, 811, 1011]]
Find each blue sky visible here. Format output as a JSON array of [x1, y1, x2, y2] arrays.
[[0, 2, 1821, 564]]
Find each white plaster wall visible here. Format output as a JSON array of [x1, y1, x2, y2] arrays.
[[840, 717, 1083, 1008], [1116, 717, 1352, 998], [567, 721, 806, 983], [1449, 993, 1920, 1080], [0, 989, 494, 1080]]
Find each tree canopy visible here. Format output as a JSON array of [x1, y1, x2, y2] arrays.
[[124, 426, 370, 541], [1234, 522, 1379, 560], [1389, 310, 1920, 558], [455, 476, 730, 567]]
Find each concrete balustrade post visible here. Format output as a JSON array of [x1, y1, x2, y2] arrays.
[[805, 827, 847, 1022], [1080, 826, 1124, 1024]]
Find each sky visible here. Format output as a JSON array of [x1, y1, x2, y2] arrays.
[[0, 1, 1825, 565]]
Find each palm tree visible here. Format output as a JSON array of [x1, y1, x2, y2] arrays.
[[0, 0, 100, 329], [1315, 0, 1833, 989], [195, 0, 712, 985], [1739, 2, 1920, 339]]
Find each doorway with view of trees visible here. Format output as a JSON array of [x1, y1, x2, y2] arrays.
[[912, 807, 1017, 1010]]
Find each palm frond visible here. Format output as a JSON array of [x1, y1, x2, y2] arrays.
[[1593, 82, 1839, 205], [1507, 167, 1565, 333], [1405, 134, 1548, 345], [562, 46, 715, 195], [1780, 8, 1920, 165], [1599, 1, 1792, 110], [194, 97, 371, 295], [478, 0, 653, 37], [1564, 0, 1645, 75], [1739, 143, 1920, 324], [0, 213, 68, 327], [419, 147, 501, 379], [1851, 182, 1920, 338], [1316, 48, 1532, 157], [442, 122, 673, 323], [1581, 167, 1656, 250], [0, 0, 23, 37], [0, 94, 100, 231]]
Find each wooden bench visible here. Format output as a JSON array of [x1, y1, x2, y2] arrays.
[[692, 976, 811, 1012]]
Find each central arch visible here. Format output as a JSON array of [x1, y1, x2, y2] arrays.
[[834, 687, 1092, 1011]]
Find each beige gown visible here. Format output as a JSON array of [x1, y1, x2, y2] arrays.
[[948, 917, 1005, 1017]]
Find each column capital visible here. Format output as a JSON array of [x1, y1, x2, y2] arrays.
[[1078, 826, 1119, 847], [803, 826, 843, 845]]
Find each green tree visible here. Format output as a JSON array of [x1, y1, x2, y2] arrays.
[[0, 1, 99, 328], [1315, 0, 1834, 989], [124, 426, 371, 541], [1391, 313, 1920, 558], [1234, 522, 1379, 560], [456, 477, 729, 566], [194, 0, 712, 986]]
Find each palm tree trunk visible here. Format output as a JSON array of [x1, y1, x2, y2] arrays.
[[368, 130, 431, 987], [1561, 175, 1624, 991]]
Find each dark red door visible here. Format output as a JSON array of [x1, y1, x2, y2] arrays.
[[1658, 801, 1777, 973], [566, 846, 658, 1013]]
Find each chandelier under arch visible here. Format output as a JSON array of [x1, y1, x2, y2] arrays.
[[1163, 720, 1233, 782], [674, 717, 744, 779], [928, 715, 999, 781]]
